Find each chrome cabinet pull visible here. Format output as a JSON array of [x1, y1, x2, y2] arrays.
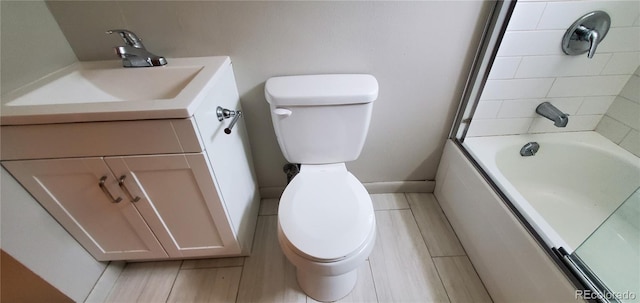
[[99, 176, 122, 203], [118, 175, 141, 202]]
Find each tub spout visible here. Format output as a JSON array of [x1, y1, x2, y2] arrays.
[[536, 102, 568, 127]]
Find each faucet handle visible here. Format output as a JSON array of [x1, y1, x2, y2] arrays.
[[561, 11, 610, 59], [106, 29, 145, 49], [585, 28, 599, 59], [575, 26, 600, 59]]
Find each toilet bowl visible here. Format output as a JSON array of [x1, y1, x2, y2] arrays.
[[277, 164, 375, 302], [265, 74, 378, 302]]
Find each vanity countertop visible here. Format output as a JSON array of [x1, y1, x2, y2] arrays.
[[1, 56, 230, 125]]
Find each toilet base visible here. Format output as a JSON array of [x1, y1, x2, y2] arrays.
[[297, 267, 357, 302]]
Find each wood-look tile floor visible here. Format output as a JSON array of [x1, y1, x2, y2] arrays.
[[102, 193, 492, 303]]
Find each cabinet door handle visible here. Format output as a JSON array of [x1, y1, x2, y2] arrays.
[[99, 176, 123, 203], [118, 175, 141, 202]]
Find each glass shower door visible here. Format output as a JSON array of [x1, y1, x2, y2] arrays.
[[572, 187, 640, 302]]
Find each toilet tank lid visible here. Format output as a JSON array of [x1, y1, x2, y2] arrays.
[[265, 74, 378, 106]]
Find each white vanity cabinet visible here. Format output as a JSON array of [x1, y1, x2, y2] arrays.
[[3, 153, 239, 261], [3, 157, 170, 261], [1, 59, 260, 261]]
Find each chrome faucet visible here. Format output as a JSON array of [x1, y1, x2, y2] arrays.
[[536, 102, 568, 127], [106, 29, 167, 67]]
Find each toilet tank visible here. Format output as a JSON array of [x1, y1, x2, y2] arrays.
[[265, 74, 378, 164]]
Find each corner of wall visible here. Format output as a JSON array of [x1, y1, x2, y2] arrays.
[[596, 65, 640, 157], [0, 0, 77, 96]]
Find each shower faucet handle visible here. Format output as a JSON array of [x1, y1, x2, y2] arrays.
[[576, 26, 600, 59], [562, 11, 610, 59]]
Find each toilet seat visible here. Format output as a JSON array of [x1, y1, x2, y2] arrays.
[[278, 164, 374, 262]]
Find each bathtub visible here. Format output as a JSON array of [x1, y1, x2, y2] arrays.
[[463, 131, 640, 253]]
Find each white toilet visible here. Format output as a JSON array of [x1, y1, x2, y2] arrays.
[[265, 74, 378, 302]]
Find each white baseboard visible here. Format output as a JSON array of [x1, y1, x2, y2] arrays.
[[259, 180, 434, 199], [259, 186, 285, 199], [364, 180, 435, 194]]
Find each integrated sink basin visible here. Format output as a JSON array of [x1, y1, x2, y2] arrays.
[[6, 65, 201, 106], [1, 56, 230, 125]]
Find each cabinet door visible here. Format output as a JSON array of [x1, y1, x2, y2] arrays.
[[2, 158, 168, 261], [105, 153, 240, 258]]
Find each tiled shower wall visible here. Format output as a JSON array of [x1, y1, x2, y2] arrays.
[[468, 0, 640, 137], [596, 66, 640, 156]]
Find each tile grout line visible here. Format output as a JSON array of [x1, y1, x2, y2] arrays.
[[469, 259, 495, 303], [431, 194, 472, 258], [403, 193, 453, 303], [234, 206, 265, 303], [431, 254, 468, 259], [405, 193, 495, 301], [164, 260, 184, 303], [239, 204, 276, 302], [366, 258, 381, 303], [408, 205, 437, 257], [180, 263, 246, 270], [428, 194, 496, 302], [431, 256, 454, 303], [434, 255, 495, 303], [98, 261, 127, 302], [234, 259, 247, 303], [404, 193, 438, 258]]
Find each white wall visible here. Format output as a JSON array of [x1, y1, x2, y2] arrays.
[[596, 66, 640, 157], [44, 1, 492, 188], [469, 0, 640, 137], [0, 2, 105, 301], [0, 1, 77, 95]]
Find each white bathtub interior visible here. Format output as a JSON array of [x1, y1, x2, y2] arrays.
[[464, 132, 640, 253]]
